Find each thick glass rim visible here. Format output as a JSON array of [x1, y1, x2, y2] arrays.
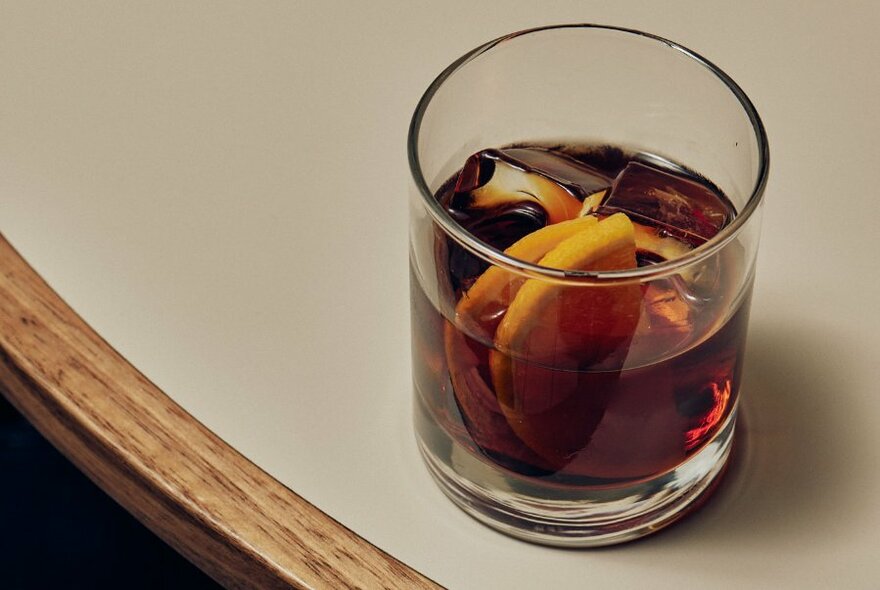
[[407, 24, 770, 285]]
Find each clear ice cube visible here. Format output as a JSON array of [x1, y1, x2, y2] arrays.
[[442, 148, 613, 291], [500, 147, 612, 200], [600, 161, 734, 245], [448, 148, 612, 229]]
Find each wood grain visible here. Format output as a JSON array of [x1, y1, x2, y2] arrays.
[[0, 233, 441, 590]]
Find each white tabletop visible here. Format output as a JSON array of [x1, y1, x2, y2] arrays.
[[2, 1, 878, 588]]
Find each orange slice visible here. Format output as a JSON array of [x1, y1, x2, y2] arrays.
[[490, 213, 642, 466], [493, 213, 641, 366], [444, 216, 598, 472], [442, 321, 554, 472], [577, 189, 607, 217], [454, 216, 598, 343]]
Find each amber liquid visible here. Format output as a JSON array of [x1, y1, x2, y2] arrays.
[[412, 144, 750, 486]]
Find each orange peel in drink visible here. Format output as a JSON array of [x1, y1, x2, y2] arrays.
[[490, 213, 643, 466], [453, 216, 599, 342]]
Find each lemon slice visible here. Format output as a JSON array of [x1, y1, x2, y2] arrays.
[[490, 213, 642, 465]]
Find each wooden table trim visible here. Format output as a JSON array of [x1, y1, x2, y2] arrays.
[[0, 234, 441, 590]]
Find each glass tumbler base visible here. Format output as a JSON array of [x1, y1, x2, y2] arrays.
[[416, 406, 735, 547]]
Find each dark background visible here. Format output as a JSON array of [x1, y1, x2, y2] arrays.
[[0, 392, 222, 589]]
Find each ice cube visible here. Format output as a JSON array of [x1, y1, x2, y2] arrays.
[[446, 148, 613, 231], [448, 149, 581, 226], [501, 147, 613, 200], [623, 280, 695, 365], [632, 221, 693, 264], [645, 283, 692, 335], [600, 161, 734, 245], [444, 200, 546, 293], [442, 148, 612, 292], [671, 257, 722, 305]]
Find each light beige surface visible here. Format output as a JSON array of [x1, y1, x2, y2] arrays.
[[2, 1, 878, 588]]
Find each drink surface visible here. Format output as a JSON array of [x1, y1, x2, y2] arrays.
[[412, 144, 749, 486]]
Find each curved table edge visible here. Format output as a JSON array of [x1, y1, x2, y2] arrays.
[[0, 234, 441, 590]]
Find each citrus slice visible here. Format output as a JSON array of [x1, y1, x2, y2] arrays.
[[490, 213, 642, 467], [444, 215, 599, 472], [494, 213, 641, 366], [442, 322, 554, 473], [578, 189, 607, 217], [454, 215, 598, 343]]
